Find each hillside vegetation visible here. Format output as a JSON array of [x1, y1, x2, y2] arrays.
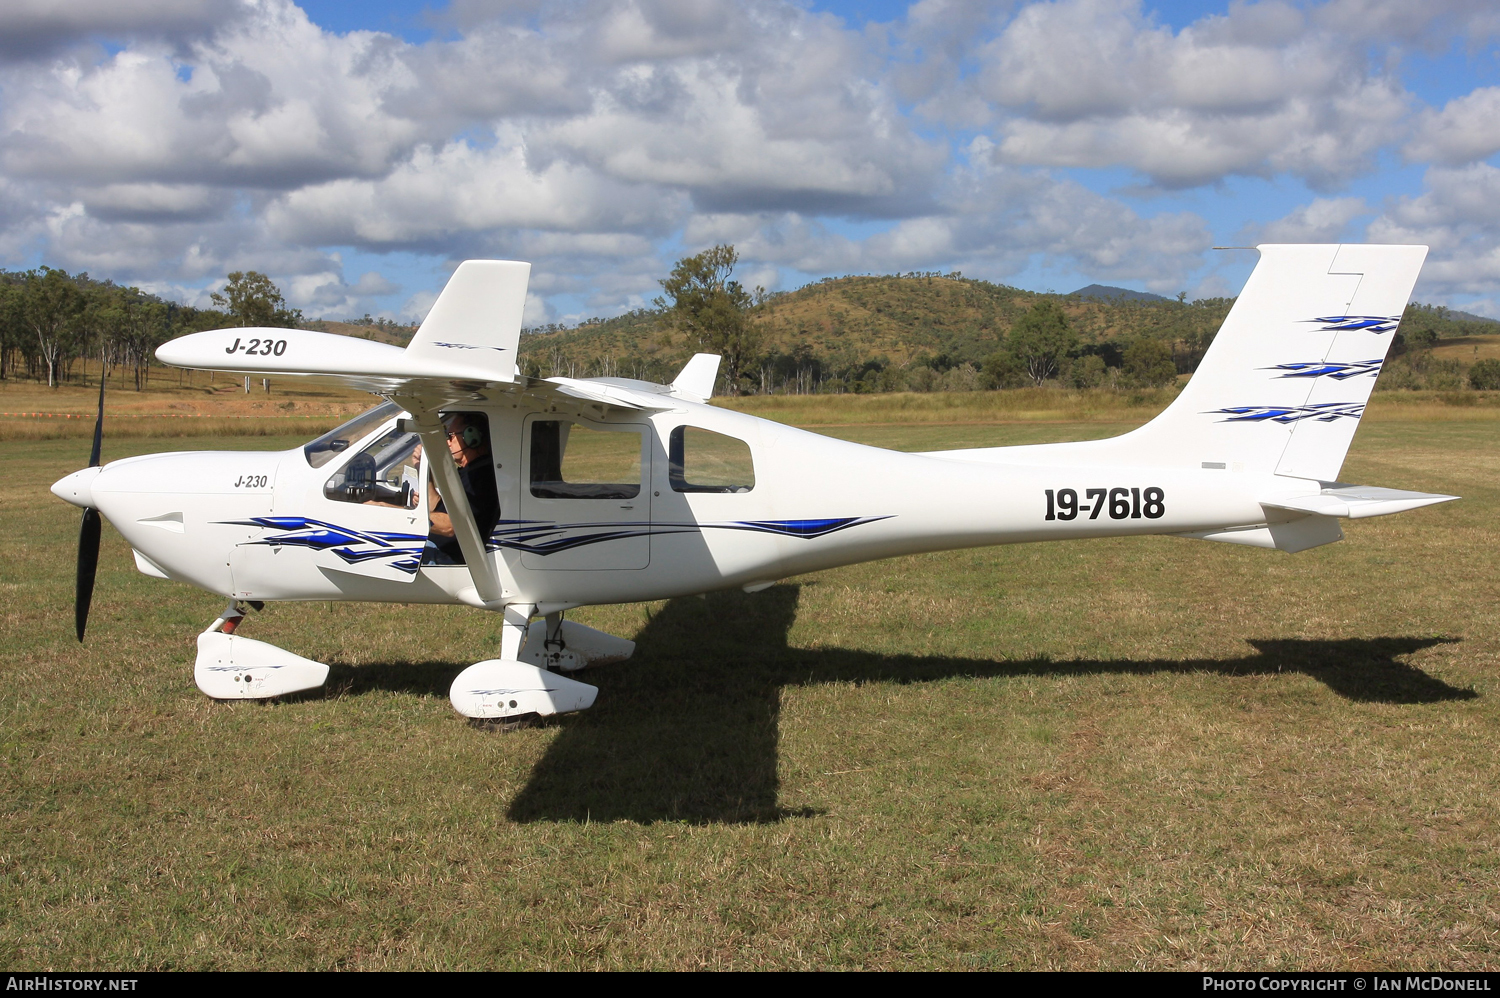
[[520, 274, 1234, 394], [520, 274, 1499, 397], [2, 262, 1493, 399]]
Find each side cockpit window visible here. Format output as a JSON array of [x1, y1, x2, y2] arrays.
[[303, 401, 400, 468], [529, 419, 642, 499], [669, 426, 754, 493], [324, 423, 422, 508]]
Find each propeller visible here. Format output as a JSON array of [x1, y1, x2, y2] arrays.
[[75, 371, 105, 642]]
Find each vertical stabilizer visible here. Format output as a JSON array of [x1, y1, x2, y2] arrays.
[[1080, 244, 1427, 479], [405, 260, 531, 382]]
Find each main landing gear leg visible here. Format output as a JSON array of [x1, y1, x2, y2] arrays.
[[517, 611, 638, 672], [448, 603, 599, 722], [194, 599, 328, 700]]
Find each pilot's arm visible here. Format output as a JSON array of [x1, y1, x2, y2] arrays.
[[428, 479, 454, 538]]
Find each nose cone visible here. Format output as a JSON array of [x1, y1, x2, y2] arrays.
[[52, 466, 103, 509]]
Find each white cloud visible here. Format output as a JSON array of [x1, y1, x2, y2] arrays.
[[281, 268, 401, 315], [711, 150, 1212, 293], [265, 138, 684, 249], [1406, 87, 1500, 166], [1256, 197, 1369, 243], [1312, 0, 1500, 45], [0, 0, 243, 59], [399, 288, 439, 325], [973, 0, 1409, 189], [0, 7, 432, 190], [0, 0, 1494, 321], [1367, 164, 1500, 297]]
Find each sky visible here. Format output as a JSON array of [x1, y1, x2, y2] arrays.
[[2, 0, 1499, 327]]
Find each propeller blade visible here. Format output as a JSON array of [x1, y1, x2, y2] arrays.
[[77, 366, 106, 640], [76, 507, 100, 642], [89, 366, 105, 467]]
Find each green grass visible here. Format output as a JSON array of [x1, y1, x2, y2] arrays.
[[2, 405, 1498, 970]]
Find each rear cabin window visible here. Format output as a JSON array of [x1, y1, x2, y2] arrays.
[[530, 420, 642, 499], [669, 426, 755, 493]]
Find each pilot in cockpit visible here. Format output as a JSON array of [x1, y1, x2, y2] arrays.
[[424, 412, 501, 564]]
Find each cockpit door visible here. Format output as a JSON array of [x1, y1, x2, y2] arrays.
[[282, 419, 429, 584], [514, 415, 651, 570]]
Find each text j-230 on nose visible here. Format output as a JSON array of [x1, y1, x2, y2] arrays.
[[225, 337, 287, 357]]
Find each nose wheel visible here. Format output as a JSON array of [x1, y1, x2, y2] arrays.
[[194, 600, 327, 700]]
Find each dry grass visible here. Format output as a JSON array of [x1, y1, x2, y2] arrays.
[[0, 379, 377, 441], [1431, 335, 1500, 364], [1, 400, 1498, 969]]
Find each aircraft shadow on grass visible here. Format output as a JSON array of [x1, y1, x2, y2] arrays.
[[328, 584, 1472, 826]]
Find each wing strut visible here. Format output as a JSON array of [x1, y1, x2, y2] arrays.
[[410, 408, 505, 606]]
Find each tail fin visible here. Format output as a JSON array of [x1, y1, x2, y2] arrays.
[[405, 260, 531, 382], [670, 353, 721, 402], [1123, 243, 1427, 480]]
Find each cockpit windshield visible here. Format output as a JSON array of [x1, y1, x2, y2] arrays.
[[303, 401, 401, 468]]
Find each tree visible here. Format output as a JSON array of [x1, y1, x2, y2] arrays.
[[0, 280, 24, 380], [981, 348, 1027, 389], [113, 292, 169, 390], [1122, 337, 1177, 388], [210, 271, 302, 327], [1470, 358, 1500, 391], [1006, 300, 1076, 386], [1071, 354, 1107, 388], [25, 267, 83, 388], [656, 245, 760, 395]]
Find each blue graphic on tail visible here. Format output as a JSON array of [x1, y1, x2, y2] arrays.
[[1305, 315, 1401, 334], [1210, 403, 1365, 424], [1266, 359, 1382, 380]]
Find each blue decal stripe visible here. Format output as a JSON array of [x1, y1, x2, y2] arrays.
[[221, 516, 426, 574], [484, 516, 893, 556], [720, 516, 893, 538], [231, 513, 894, 564], [1209, 403, 1365, 424], [1266, 359, 1383, 380], [1305, 315, 1401, 334]]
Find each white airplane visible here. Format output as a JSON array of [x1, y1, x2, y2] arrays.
[[51, 244, 1456, 723]]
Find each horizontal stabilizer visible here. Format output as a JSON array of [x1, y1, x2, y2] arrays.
[[545, 376, 677, 411], [671, 353, 721, 402], [1177, 515, 1344, 553], [1262, 484, 1458, 519]]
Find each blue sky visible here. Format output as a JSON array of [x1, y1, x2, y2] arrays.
[[2, 0, 1498, 324]]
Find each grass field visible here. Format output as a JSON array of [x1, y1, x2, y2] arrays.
[[2, 396, 1498, 970]]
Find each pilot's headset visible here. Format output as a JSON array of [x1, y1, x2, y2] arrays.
[[445, 415, 484, 449]]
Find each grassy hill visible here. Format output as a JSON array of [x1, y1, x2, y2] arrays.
[[518, 275, 1235, 393], [302, 318, 415, 347]]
